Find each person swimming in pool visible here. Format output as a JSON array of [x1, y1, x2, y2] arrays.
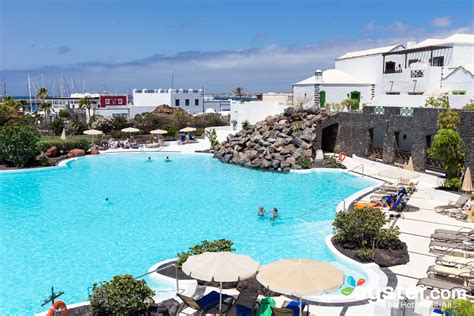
[[258, 206, 266, 216], [165, 156, 171, 161], [271, 208, 279, 221], [147, 156, 152, 161]]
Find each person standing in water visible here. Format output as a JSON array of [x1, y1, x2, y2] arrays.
[[271, 208, 279, 221], [258, 206, 266, 216]]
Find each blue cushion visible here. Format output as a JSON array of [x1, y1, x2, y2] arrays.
[[285, 301, 306, 316], [236, 304, 252, 316], [196, 291, 233, 310]]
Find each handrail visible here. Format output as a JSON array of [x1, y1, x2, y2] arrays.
[[347, 163, 364, 176]]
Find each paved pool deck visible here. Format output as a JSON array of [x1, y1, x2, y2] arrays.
[[101, 145, 472, 315]]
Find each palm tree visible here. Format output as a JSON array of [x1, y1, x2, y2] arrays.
[[233, 87, 246, 103], [36, 87, 48, 103], [40, 102, 52, 124], [79, 96, 93, 124]]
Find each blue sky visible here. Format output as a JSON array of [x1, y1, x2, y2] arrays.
[[1, 0, 473, 95]]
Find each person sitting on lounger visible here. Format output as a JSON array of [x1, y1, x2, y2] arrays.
[[271, 208, 279, 221], [258, 206, 266, 216]]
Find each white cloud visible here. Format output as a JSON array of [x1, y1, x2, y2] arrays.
[[431, 16, 452, 28]]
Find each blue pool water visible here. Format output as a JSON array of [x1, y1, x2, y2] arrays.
[[0, 153, 376, 314]]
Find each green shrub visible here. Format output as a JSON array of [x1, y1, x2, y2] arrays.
[[291, 122, 302, 133], [357, 248, 374, 262], [90, 274, 154, 315], [296, 156, 313, 169], [38, 156, 51, 167], [463, 103, 474, 111], [428, 129, 465, 179], [241, 120, 249, 130], [37, 138, 91, 153], [0, 124, 40, 167], [444, 177, 462, 191], [443, 299, 474, 315], [333, 208, 398, 249], [66, 119, 87, 135], [205, 128, 219, 149], [50, 118, 65, 136], [324, 156, 345, 169], [58, 109, 71, 119], [177, 239, 234, 268], [163, 124, 177, 138]]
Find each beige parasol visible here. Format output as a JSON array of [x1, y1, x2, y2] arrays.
[[83, 129, 103, 143], [60, 128, 66, 141], [182, 252, 260, 314], [121, 127, 140, 140], [150, 129, 168, 135], [257, 259, 344, 316], [379, 167, 419, 181], [405, 157, 414, 171], [179, 127, 197, 133], [462, 167, 472, 192]]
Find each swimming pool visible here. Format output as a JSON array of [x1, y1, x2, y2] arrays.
[[0, 153, 376, 314]]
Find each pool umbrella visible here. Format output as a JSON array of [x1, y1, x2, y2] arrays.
[[121, 127, 140, 140], [83, 129, 103, 143], [462, 167, 472, 193], [179, 127, 196, 133], [378, 167, 419, 181], [405, 157, 414, 171], [257, 259, 344, 316], [60, 128, 66, 141], [182, 252, 260, 314], [150, 129, 168, 135]]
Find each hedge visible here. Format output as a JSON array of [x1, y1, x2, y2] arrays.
[[37, 138, 91, 153]]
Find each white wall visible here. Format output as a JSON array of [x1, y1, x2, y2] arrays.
[[292, 84, 314, 108], [443, 68, 474, 96], [133, 90, 171, 107], [451, 45, 474, 66], [372, 94, 471, 109], [320, 84, 373, 107], [335, 54, 382, 94], [230, 101, 286, 131]]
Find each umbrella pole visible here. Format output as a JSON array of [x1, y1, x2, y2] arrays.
[[299, 296, 302, 316], [219, 281, 222, 316]]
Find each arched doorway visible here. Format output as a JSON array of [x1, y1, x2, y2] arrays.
[[322, 123, 339, 152]]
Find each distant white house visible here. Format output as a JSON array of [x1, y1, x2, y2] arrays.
[[335, 33, 474, 108], [230, 100, 286, 131], [292, 69, 374, 110]]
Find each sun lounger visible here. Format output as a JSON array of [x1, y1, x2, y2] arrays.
[[429, 241, 474, 257], [436, 255, 474, 268], [429, 240, 474, 251], [427, 265, 473, 279], [434, 195, 470, 213], [434, 228, 473, 237], [281, 300, 308, 316], [177, 291, 235, 315], [430, 232, 470, 243], [227, 292, 259, 316], [416, 277, 470, 293]]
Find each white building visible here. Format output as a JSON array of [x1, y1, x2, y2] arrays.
[[230, 100, 286, 131], [335, 33, 474, 108], [293, 69, 374, 110], [132, 88, 215, 114]]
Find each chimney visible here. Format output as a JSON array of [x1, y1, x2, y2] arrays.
[[315, 69, 323, 81]]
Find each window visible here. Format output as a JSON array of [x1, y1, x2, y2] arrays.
[[384, 61, 396, 73], [118, 99, 123, 105], [408, 59, 420, 66], [105, 99, 110, 105], [185, 99, 190, 106], [195, 99, 199, 106], [432, 56, 444, 67], [175, 99, 180, 106], [386, 92, 400, 95]]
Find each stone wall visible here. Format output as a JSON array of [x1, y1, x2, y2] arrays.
[[317, 107, 474, 173]]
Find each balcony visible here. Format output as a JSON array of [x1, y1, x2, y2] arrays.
[[394, 149, 411, 164], [426, 157, 444, 173], [410, 70, 424, 78], [368, 145, 383, 160]]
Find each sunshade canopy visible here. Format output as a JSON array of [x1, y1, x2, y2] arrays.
[[462, 167, 472, 192], [182, 252, 260, 282], [179, 127, 197, 133], [121, 127, 140, 133], [256, 258, 344, 297], [405, 157, 414, 171], [150, 129, 168, 135], [83, 129, 103, 136]]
